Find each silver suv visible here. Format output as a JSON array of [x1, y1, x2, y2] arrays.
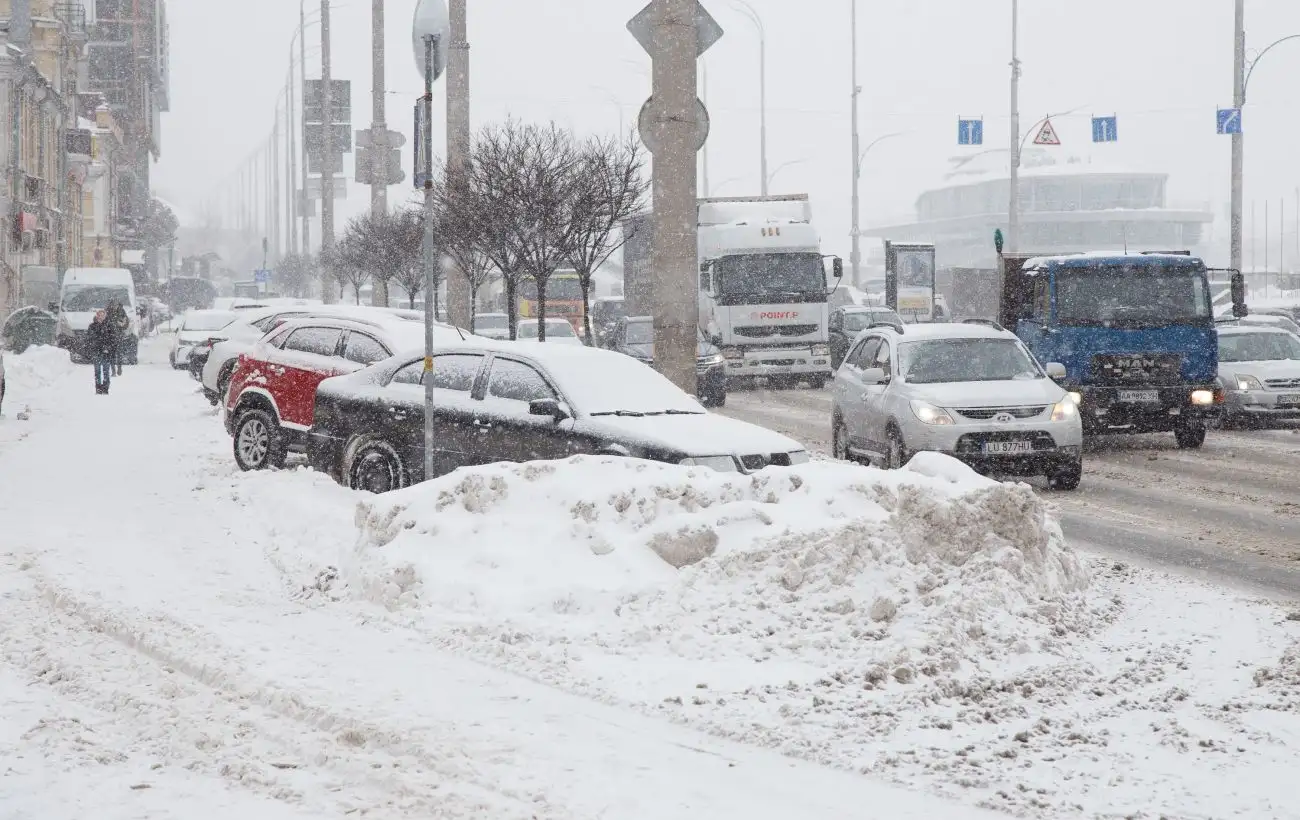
[[830, 321, 1084, 489]]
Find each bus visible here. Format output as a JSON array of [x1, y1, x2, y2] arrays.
[[519, 270, 584, 333]]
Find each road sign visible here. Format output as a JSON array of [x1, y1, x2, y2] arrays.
[[254, 269, 271, 284], [958, 118, 983, 146], [1091, 116, 1117, 143], [414, 98, 432, 188], [305, 123, 353, 155], [1217, 107, 1242, 135], [306, 150, 345, 175], [412, 0, 450, 81], [627, 0, 723, 58], [304, 177, 349, 200], [356, 146, 405, 186], [637, 96, 709, 155], [303, 79, 351, 124], [1033, 118, 1061, 146]]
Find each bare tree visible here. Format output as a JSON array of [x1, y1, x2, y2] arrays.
[[340, 210, 422, 308], [463, 121, 534, 340], [430, 172, 496, 331], [568, 134, 650, 345], [274, 252, 313, 297], [388, 208, 429, 309], [332, 231, 372, 305]]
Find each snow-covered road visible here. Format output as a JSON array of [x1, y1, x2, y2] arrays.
[[0, 339, 999, 818]]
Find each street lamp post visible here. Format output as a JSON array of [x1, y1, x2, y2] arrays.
[[1007, 0, 1021, 253], [732, 0, 768, 196], [851, 131, 903, 288], [850, 0, 861, 284]]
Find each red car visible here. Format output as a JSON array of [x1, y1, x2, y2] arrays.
[[224, 315, 458, 470]]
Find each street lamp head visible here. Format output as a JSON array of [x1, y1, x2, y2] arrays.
[[412, 0, 450, 81]]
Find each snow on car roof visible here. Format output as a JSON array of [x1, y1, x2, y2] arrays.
[[876, 322, 1014, 341], [1217, 322, 1293, 335]]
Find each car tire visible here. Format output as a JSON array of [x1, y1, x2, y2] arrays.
[[1174, 418, 1207, 449], [232, 408, 287, 471], [217, 365, 235, 403], [832, 414, 855, 463], [343, 436, 408, 494], [885, 426, 910, 470], [1047, 459, 1083, 491]]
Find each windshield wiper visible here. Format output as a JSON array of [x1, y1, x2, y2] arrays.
[[664, 409, 704, 415], [590, 410, 647, 417]]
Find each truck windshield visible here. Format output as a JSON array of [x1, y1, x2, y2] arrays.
[[1054, 266, 1211, 326], [716, 253, 824, 298], [63, 285, 131, 312]]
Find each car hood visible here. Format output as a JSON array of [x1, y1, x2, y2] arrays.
[[1219, 359, 1300, 380], [907, 378, 1066, 408], [582, 412, 804, 458]]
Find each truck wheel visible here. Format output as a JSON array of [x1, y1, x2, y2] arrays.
[[1048, 459, 1083, 491], [1175, 418, 1207, 449]]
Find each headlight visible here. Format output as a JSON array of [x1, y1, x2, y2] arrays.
[[679, 455, 739, 472], [1068, 391, 1082, 405], [696, 353, 724, 366], [1190, 389, 1215, 406], [1235, 374, 1263, 391], [811, 343, 830, 356], [910, 400, 954, 425], [1051, 398, 1078, 422]]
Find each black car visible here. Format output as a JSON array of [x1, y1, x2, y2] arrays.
[[828, 306, 903, 369], [307, 341, 807, 493], [603, 316, 726, 407]]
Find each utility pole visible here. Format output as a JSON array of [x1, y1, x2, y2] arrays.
[[370, 0, 389, 305], [287, 61, 298, 256], [1007, 0, 1021, 253], [733, 1, 767, 196], [849, 0, 861, 287], [320, 0, 337, 303], [299, 0, 310, 257], [420, 34, 440, 484], [651, 0, 700, 395], [272, 117, 281, 266], [445, 0, 471, 325], [1230, 0, 1245, 274]]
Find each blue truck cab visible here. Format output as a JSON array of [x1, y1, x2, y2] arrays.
[[996, 251, 1243, 449]]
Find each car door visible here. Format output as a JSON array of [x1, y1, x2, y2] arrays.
[[828, 309, 848, 367], [861, 338, 896, 453], [473, 355, 577, 465], [383, 352, 488, 480], [274, 325, 345, 428], [835, 335, 882, 451]]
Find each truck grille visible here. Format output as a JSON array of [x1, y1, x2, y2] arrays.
[[1265, 378, 1300, 390], [733, 324, 819, 338], [954, 405, 1047, 420], [1091, 353, 1182, 386]]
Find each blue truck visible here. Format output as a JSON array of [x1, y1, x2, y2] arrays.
[[995, 249, 1247, 449]]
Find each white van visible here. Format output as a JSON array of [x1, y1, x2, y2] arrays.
[[56, 268, 141, 363]]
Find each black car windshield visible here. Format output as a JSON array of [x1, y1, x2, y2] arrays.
[[625, 321, 654, 345], [843, 310, 901, 332], [1219, 331, 1300, 362], [900, 338, 1043, 383], [1055, 266, 1211, 326], [63, 285, 131, 312], [716, 252, 825, 297]]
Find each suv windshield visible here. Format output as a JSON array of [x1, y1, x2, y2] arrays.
[[1055, 266, 1211, 326], [843, 310, 901, 332], [63, 285, 131, 312], [716, 252, 825, 298], [900, 338, 1043, 384], [1219, 331, 1300, 362]]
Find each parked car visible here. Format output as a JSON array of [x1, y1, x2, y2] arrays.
[[828, 306, 904, 370], [603, 315, 727, 407], [1215, 324, 1300, 428], [170, 309, 238, 370], [830, 321, 1083, 489], [224, 316, 468, 470], [307, 340, 808, 493], [1240, 313, 1300, 337], [515, 317, 585, 345], [473, 312, 510, 340]]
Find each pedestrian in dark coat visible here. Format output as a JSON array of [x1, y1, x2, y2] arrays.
[[106, 299, 130, 375], [86, 310, 115, 394]]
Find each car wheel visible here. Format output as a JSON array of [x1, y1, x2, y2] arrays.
[[232, 408, 287, 471], [1174, 418, 1207, 449], [344, 437, 408, 494], [885, 426, 910, 470], [832, 414, 855, 463], [217, 366, 235, 402], [1047, 458, 1083, 491]]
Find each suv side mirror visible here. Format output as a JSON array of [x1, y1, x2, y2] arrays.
[[529, 397, 570, 421], [1045, 362, 1067, 381]]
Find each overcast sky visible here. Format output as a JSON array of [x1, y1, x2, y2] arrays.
[[155, 0, 1300, 265]]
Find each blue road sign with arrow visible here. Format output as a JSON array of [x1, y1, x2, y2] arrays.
[[1091, 116, 1117, 143], [1217, 108, 1242, 135], [957, 118, 983, 146], [254, 269, 271, 284]]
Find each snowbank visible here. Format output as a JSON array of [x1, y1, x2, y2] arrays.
[[344, 454, 1093, 693], [3, 344, 75, 393]]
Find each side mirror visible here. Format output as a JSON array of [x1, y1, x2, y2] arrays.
[[832, 257, 844, 279], [529, 397, 569, 421], [1045, 362, 1067, 381], [861, 366, 889, 385]]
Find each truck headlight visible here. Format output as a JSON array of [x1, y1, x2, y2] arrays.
[[1234, 374, 1262, 391], [696, 353, 724, 366], [910, 400, 954, 425], [811, 343, 830, 356], [1190, 389, 1215, 406], [1051, 398, 1078, 422]]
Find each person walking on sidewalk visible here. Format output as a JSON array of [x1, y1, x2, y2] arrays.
[[86, 309, 116, 394], [106, 299, 130, 376]]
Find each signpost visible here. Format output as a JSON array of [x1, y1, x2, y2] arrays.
[[1091, 115, 1118, 143], [1032, 118, 1061, 146], [958, 117, 983, 146]]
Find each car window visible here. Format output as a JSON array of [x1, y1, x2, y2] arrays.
[[264, 325, 294, 349], [391, 353, 485, 389], [486, 358, 557, 404], [873, 340, 892, 371], [845, 336, 881, 369], [342, 331, 390, 365], [392, 360, 424, 385], [283, 326, 342, 356]]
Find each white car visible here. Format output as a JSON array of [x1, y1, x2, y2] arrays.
[[830, 321, 1083, 489], [473, 312, 511, 340], [515, 318, 584, 345], [170, 309, 238, 369], [1216, 324, 1300, 428], [1240, 313, 1300, 337]]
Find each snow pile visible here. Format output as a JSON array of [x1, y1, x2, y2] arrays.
[[3, 345, 75, 393], [344, 453, 1093, 690]]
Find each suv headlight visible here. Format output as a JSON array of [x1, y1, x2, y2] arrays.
[[1050, 398, 1078, 422], [811, 343, 830, 356], [1235, 374, 1263, 391], [910, 400, 954, 425], [697, 353, 724, 366]]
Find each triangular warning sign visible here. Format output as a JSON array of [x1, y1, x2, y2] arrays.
[[1033, 118, 1061, 146]]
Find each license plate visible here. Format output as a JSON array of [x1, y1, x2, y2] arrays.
[[1117, 389, 1159, 403], [1278, 394, 1300, 407], [982, 440, 1034, 455]]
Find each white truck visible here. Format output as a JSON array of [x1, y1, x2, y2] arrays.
[[623, 194, 840, 389]]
